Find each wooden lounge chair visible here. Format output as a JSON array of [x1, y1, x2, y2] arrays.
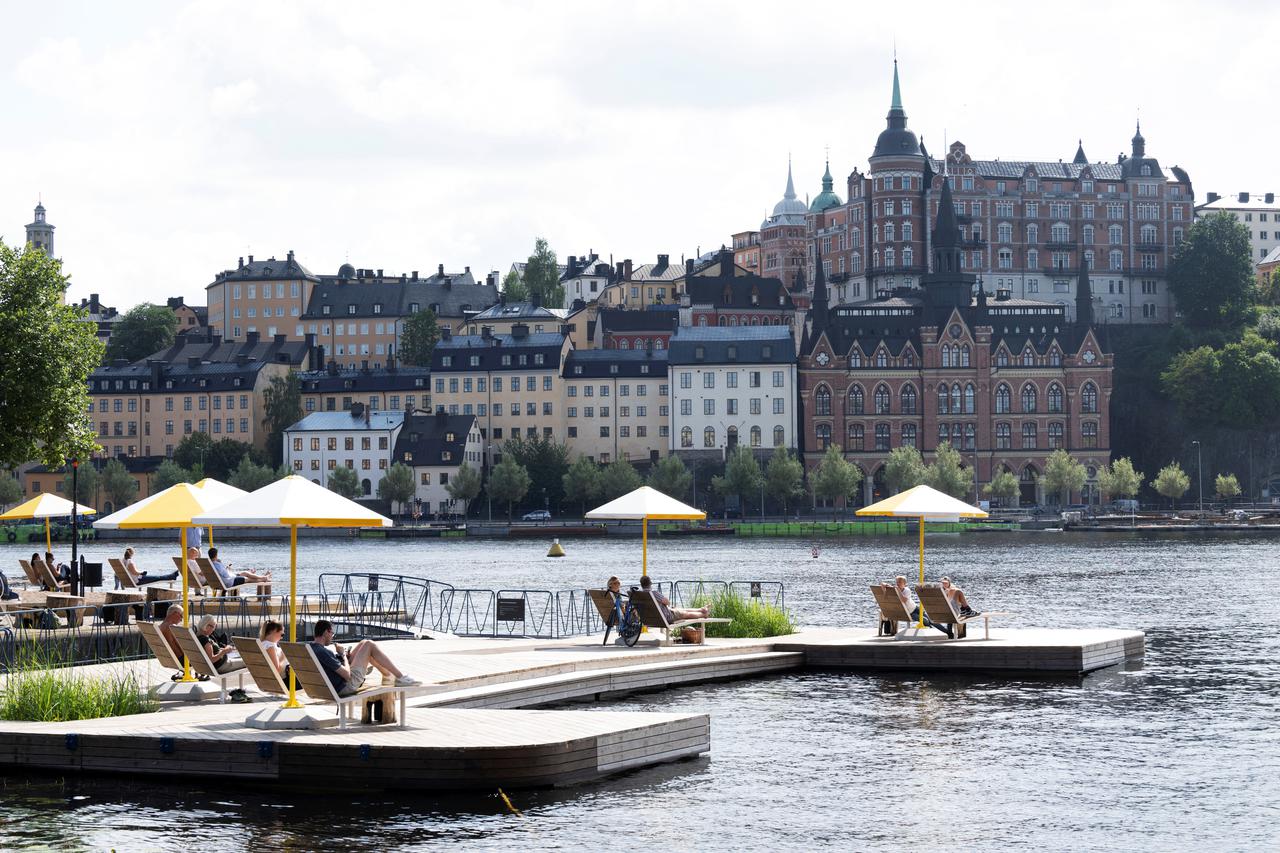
[[915, 584, 1008, 640], [170, 625, 247, 703], [31, 558, 70, 593], [137, 620, 184, 673], [871, 584, 913, 636], [279, 641, 408, 729], [109, 558, 174, 590], [625, 589, 730, 646], [198, 558, 271, 597], [18, 559, 42, 588], [172, 556, 211, 596], [231, 636, 288, 696], [588, 588, 627, 645]]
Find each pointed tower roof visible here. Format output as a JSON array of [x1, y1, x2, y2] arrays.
[[810, 158, 843, 212], [871, 59, 921, 160], [769, 158, 808, 221], [1131, 119, 1145, 158], [932, 176, 960, 249], [890, 59, 903, 111], [810, 241, 829, 337], [1075, 256, 1094, 327], [1073, 139, 1088, 165]]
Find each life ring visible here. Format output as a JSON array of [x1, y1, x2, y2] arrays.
[[5, 531, 15, 542]]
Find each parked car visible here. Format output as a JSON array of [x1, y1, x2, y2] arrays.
[[522, 510, 551, 522]]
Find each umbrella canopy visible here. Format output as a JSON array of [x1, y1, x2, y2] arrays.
[[856, 485, 987, 630], [586, 486, 704, 579], [2, 494, 98, 552], [92, 489, 167, 529], [585, 486, 705, 521], [191, 475, 391, 710]]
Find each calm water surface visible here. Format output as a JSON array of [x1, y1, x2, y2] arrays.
[[1, 532, 1278, 851]]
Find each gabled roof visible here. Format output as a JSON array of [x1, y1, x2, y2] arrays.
[[138, 333, 312, 368], [285, 411, 405, 432], [296, 366, 431, 393], [392, 413, 476, 468], [468, 302, 567, 322], [301, 269, 497, 321], [209, 252, 317, 287], [683, 269, 794, 310]]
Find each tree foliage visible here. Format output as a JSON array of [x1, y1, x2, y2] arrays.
[[0, 470, 23, 510], [647, 454, 693, 502], [983, 469, 1020, 503], [173, 432, 260, 480], [63, 462, 100, 507], [764, 446, 805, 513], [151, 459, 196, 492], [883, 446, 927, 496], [501, 270, 528, 304], [261, 370, 302, 468], [488, 456, 531, 520], [103, 303, 178, 364], [1153, 461, 1190, 507], [1168, 212, 1256, 329], [101, 458, 138, 509], [377, 462, 416, 515], [600, 459, 643, 502], [0, 241, 103, 467], [1161, 332, 1280, 428], [399, 308, 440, 368], [1097, 458, 1143, 500], [1040, 449, 1087, 505], [1214, 472, 1241, 502], [228, 455, 278, 492], [924, 442, 973, 500], [811, 445, 863, 509], [522, 238, 563, 308], [503, 433, 570, 512], [326, 465, 361, 500], [446, 463, 482, 512], [562, 455, 602, 514], [712, 446, 763, 512]]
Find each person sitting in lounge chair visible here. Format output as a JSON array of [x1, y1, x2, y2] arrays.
[[158, 603, 185, 668], [195, 614, 246, 674], [122, 547, 179, 586], [42, 552, 71, 584], [259, 619, 287, 675], [0, 569, 18, 601], [309, 619, 420, 696], [887, 575, 952, 638], [939, 576, 979, 618], [638, 575, 709, 622], [206, 547, 272, 588]]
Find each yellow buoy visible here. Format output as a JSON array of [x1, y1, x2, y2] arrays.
[[547, 538, 566, 558]]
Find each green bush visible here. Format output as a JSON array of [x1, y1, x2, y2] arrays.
[[690, 589, 797, 638], [0, 644, 157, 722]]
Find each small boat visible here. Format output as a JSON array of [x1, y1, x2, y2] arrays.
[[660, 524, 735, 536]]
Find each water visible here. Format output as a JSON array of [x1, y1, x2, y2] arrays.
[[2, 532, 1278, 851]]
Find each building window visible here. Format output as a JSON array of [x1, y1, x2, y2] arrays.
[[996, 422, 1011, 449], [901, 423, 917, 448], [1081, 382, 1099, 413], [1022, 422, 1037, 449], [816, 423, 832, 450], [874, 385, 891, 415], [848, 385, 865, 415], [773, 425, 785, 447], [848, 424, 865, 451], [681, 426, 693, 448], [703, 426, 716, 448], [874, 423, 890, 452], [1048, 384, 1064, 413], [815, 385, 832, 416], [1021, 384, 1038, 413], [1082, 421, 1099, 448], [937, 384, 949, 415], [900, 384, 917, 415], [1048, 422, 1064, 449]]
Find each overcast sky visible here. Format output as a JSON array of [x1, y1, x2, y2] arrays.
[[2, 0, 1275, 310]]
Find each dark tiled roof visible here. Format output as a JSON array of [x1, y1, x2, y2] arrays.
[[432, 333, 567, 371], [668, 326, 795, 364], [210, 253, 317, 287], [301, 271, 497, 321], [468, 302, 566, 322], [597, 307, 679, 333], [297, 366, 431, 393], [564, 349, 668, 378], [684, 270, 794, 310], [393, 413, 476, 467], [140, 334, 313, 368]]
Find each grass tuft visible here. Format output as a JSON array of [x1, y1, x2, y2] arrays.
[[0, 644, 158, 722], [689, 589, 797, 638]]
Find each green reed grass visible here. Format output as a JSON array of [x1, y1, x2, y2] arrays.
[[0, 644, 158, 722], [689, 590, 797, 638]]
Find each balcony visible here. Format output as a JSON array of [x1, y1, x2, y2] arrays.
[[1136, 242, 1165, 252], [959, 238, 988, 248], [867, 265, 927, 277], [1045, 241, 1078, 250]]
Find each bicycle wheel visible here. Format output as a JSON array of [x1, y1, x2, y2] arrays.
[[622, 618, 642, 647]]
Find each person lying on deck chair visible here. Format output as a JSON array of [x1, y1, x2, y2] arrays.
[[123, 547, 179, 586], [939, 576, 980, 618], [206, 547, 272, 588], [309, 619, 420, 696], [638, 575, 709, 622], [888, 575, 952, 639]]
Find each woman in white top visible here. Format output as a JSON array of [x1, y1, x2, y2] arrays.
[[259, 619, 286, 674], [123, 547, 179, 585]]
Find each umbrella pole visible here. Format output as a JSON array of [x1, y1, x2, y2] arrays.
[[180, 526, 194, 682], [45, 518, 51, 553], [916, 516, 925, 629], [642, 514, 648, 578], [208, 525, 214, 549], [283, 523, 301, 709]]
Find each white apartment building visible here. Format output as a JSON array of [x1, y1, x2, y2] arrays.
[[1196, 192, 1280, 265], [667, 326, 798, 458], [283, 406, 404, 497]]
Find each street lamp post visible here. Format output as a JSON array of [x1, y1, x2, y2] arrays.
[[1192, 440, 1203, 516], [70, 458, 80, 594]]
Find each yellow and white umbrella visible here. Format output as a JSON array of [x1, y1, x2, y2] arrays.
[[856, 484, 987, 627], [0, 494, 97, 552], [192, 476, 392, 710], [586, 485, 705, 578]]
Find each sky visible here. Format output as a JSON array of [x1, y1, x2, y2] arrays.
[[2, 0, 1276, 311]]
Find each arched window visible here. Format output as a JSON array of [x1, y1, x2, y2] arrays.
[[1048, 384, 1064, 413], [951, 383, 962, 414], [704, 426, 716, 448], [964, 423, 976, 451], [816, 423, 831, 450], [1109, 224, 1123, 244], [964, 383, 975, 414], [697, 316, 708, 327], [1081, 382, 1098, 413], [750, 426, 762, 447], [729, 316, 738, 327], [634, 338, 644, 349], [951, 423, 963, 447], [941, 345, 952, 368], [717, 316, 727, 327], [1022, 347, 1035, 367], [874, 384, 891, 415], [654, 338, 665, 350], [900, 384, 917, 415], [848, 384, 865, 415], [681, 426, 693, 447], [362, 478, 372, 496], [876, 350, 887, 368], [1140, 224, 1157, 244], [851, 252, 863, 273], [901, 423, 917, 448], [618, 338, 630, 350], [903, 350, 915, 368], [850, 351, 862, 368], [874, 423, 891, 451], [1049, 349, 1061, 366], [1026, 224, 1039, 244], [773, 425, 786, 447], [1082, 421, 1098, 448], [1051, 222, 1070, 243], [960, 344, 971, 367], [996, 422, 1011, 449], [1022, 422, 1038, 449], [815, 385, 832, 416], [937, 424, 949, 446], [995, 384, 1011, 414], [1021, 384, 1038, 413], [937, 384, 950, 415], [996, 348, 1009, 367], [848, 424, 865, 451], [1048, 422, 1064, 449]]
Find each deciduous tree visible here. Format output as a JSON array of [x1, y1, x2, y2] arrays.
[[764, 446, 805, 514], [712, 446, 763, 514], [101, 458, 138, 509], [522, 238, 563, 308], [63, 462, 100, 508], [445, 463, 482, 514], [600, 459, 643, 502], [104, 303, 178, 364], [811, 445, 863, 513], [151, 459, 195, 492], [647, 455, 693, 501], [1154, 461, 1190, 508], [924, 442, 973, 500], [0, 241, 103, 467], [1040, 449, 1087, 506], [1214, 473, 1241, 503], [326, 465, 361, 500], [1161, 332, 1280, 429], [1168, 212, 1255, 329], [501, 269, 528, 303], [228, 455, 278, 492], [562, 456, 602, 515], [883, 446, 927, 496], [504, 433, 570, 512], [399, 308, 440, 367], [377, 462, 416, 516], [261, 371, 302, 468], [983, 469, 1020, 504], [488, 456, 531, 520], [0, 470, 23, 510], [1097, 458, 1144, 501]]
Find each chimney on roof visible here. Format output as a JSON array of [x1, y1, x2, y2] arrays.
[[440, 327, 451, 341], [560, 323, 572, 336], [187, 356, 201, 368], [481, 326, 493, 341], [511, 323, 529, 339], [313, 343, 325, 368], [238, 257, 244, 269], [464, 266, 470, 275], [327, 359, 339, 376], [287, 250, 294, 263], [377, 268, 384, 278], [210, 331, 222, 346], [685, 258, 695, 278], [235, 353, 250, 366], [1267, 193, 1276, 204], [245, 330, 260, 344], [351, 401, 365, 419], [274, 333, 287, 344], [1207, 192, 1220, 203], [567, 255, 578, 278], [438, 264, 444, 276], [1239, 192, 1250, 203], [623, 259, 633, 280], [616, 261, 625, 279], [112, 358, 128, 368], [412, 270, 419, 280], [486, 272, 496, 288], [149, 358, 164, 387], [248, 255, 254, 263]]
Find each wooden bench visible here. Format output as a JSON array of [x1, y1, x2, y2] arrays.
[[171, 625, 247, 703], [197, 558, 271, 597], [137, 620, 184, 673], [871, 584, 913, 636], [279, 641, 408, 728], [45, 593, 86, 627], [915, 584, 1009, 640], [231, 636, 289, 696], [102, 589, 145, 624], [626, 589, 730, 646]]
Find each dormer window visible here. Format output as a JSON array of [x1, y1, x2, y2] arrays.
[[409, 303, 419, 313], [534, 354, 545, 365], [694, 346, 705, 361], [441, 356, 453, 367], [441, 451, 452, 462], [763, 345, 773, 359], [403, 452, 413, 462], [727, 345, 738, 360], [445, 432, 455, 442], [322, 305, 331, 315], [347, 305, 357, 315], [373, 304, 383, 314], [610, 365, 619, 374], [640, 364, 650, 374], [574, 366, 583, 375]]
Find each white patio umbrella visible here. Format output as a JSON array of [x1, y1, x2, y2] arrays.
[[856, 484, 988, 627], [0, 494, 97, 552], [192, 475, 392, 714], [586, 486, 705, 578]]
